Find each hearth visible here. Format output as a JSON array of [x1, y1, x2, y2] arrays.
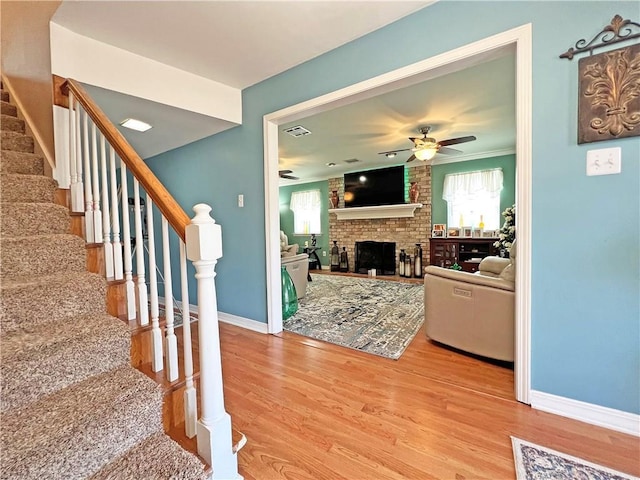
[[354, 241, 396, 275]]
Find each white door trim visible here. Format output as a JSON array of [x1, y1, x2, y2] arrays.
[[263, 24, 532, 403]]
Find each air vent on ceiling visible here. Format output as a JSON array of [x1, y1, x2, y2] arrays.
[[283, 125, 312, 137], [343, 158, 360, 164]]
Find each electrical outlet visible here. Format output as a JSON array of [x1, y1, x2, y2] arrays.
[[238, 194, 244, 207], [586, 147, 621, 176], [322, 250, 326, 257]]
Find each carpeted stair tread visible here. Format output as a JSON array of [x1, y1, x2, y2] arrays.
[[90, 431, 208, 480], [0, 202, 70, 236], [1, 313, 131, 413], [1, 130, 34, 153], [1, 100, 17, 117], [0, 150, 45, 175], [0, 91, 9, 102], [0, 233, 86, 278], [1, 270, 107, 333], [1, 114, 25, 133], [0, 364, 164, 480], [0, 173, 56, 203]]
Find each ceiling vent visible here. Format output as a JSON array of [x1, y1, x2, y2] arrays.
[[283, 125, 312, 137], [343, 158, 360, 164]]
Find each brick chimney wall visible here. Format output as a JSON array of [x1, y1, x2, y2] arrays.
[[328, 164, 432, 273]]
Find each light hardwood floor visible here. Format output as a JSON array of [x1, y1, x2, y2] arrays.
[[218, 322, 639, 480]]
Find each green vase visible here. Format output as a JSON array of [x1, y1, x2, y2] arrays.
[[281, 265, 298, 320]]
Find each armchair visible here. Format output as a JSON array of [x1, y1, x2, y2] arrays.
[[280, 231, 309, 299], [280, 230, 299, 258], [423, 240, 516, 362]]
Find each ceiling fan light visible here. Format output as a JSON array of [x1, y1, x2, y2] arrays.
[[414, 147, 437, 161]]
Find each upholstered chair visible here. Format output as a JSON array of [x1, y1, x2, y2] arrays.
[[423, 240, 516, 361]]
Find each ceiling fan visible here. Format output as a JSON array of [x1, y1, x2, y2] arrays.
[[279, 169, 299, 180], [378, 126, 476, 163]]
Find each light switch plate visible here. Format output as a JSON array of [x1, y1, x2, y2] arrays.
[[586, 147, 621, 176], [238, 194, 244, 207]]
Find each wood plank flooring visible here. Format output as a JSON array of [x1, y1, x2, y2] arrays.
[[219, 323, 639, 480]]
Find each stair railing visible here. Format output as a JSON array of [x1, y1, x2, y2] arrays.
[[60, 79, 239, 479]]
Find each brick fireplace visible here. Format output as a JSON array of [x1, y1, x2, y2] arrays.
[[328, 164, 431, 273]]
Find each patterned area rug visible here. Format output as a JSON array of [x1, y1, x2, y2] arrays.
[[284, 274, 424, 360], [512, 437, 639, 480]]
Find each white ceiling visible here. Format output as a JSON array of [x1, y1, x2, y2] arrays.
[[50, 1, 516, 178], [52, 1, 432, 90], [279, 52, 516, 184]]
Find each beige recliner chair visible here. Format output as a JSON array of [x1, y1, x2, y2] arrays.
[[280, 230, 309, 299], [423, 240, 516, 362]]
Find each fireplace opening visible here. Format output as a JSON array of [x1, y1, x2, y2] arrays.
[[354, 241, 396, 275]]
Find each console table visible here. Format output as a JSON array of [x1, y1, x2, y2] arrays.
[[429, 238, 498, 273]]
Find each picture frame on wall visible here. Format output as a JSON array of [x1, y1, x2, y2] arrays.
[[447, 227, 461, 238], [461, 226, 473, 238]]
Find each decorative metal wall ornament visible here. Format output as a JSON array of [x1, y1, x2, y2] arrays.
[[559, 15, 640, 60], [578, 43, 640, 143], [560, 15, 640, 144]]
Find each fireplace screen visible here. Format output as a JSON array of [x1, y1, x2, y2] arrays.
[[354, 241, 396, 275]]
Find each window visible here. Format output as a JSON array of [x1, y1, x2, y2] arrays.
[[290, 189, 322, 235], [443, 168, 503, 230]]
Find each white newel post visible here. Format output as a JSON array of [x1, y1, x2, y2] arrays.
[[185, 204, 240, 480]]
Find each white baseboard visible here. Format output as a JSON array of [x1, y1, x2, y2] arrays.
[[531, 390, 639, 437], [218, 311, 269, 334], [158, 297, 268, 334]]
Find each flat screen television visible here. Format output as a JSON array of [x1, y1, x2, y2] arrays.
[[343, 165, 405, 208]]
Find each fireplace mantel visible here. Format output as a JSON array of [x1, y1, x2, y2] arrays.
[[329, 203, 423, 220]]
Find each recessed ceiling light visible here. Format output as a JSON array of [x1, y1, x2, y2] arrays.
[[120, 118, 152, 132], [326, 162, 336, 167], [385, 152, 397, 158]]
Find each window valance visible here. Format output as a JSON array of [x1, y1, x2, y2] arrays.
[[442, 168, 504, 202]]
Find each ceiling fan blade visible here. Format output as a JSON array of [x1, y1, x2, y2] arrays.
[[280, 174, 299, 180], [437, 146, 463, 155], [378, 148, 411, 155], [438, 135, 476, 147], [406, 154, 416, 163]]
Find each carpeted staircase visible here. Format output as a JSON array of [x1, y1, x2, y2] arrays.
[[0, 86, 207, 478]]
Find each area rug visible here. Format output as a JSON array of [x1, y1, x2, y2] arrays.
[[284, 274, 424, 360], [512, 437, 639, 480]]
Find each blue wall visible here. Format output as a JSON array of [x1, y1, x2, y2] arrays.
[[147, 2, 639, 415]]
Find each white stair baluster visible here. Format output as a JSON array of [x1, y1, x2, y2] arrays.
[[75, 104, 84, 214], [109, 146, 124, 280], [146, 195, 164, 372], [90, 123, 103, 243], [99, 134, 114, 279], [68, 93, 83, 212], [133, 180, 148, 325], [120, 165, 136, 320], [162, 217, 179, 381], [82, 110, 94, 243], [186, 204, 238, 478], [180, 240, 197, 438]]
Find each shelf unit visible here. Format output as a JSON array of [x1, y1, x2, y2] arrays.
[[429, 238, 498, 273]]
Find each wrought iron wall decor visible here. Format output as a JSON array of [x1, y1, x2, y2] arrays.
[[559, 15, 640, 144], [559, 15, 639, 60]]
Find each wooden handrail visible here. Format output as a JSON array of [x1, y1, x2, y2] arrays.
[[61, 78, 190, 241]]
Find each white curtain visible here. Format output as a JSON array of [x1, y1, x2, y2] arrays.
[[443, 168, 504, 230], [290, 189, 322, 234]]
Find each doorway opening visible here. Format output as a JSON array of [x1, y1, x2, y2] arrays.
[[264, 24, 532, 403]]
